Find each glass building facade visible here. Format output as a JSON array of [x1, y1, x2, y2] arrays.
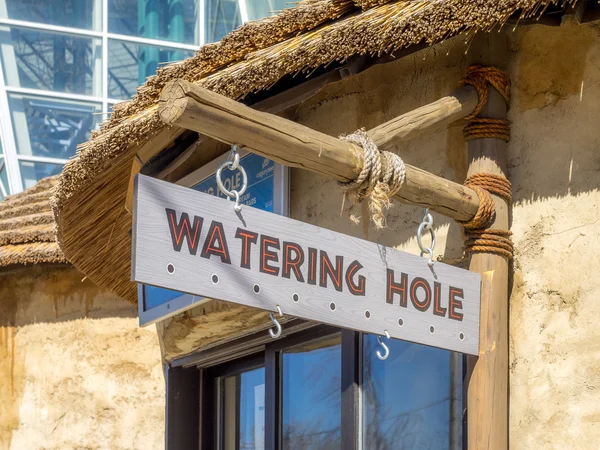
[[0, 0, 287, 198]]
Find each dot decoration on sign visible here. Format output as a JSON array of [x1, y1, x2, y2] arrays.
[[365, 310, 371, 319], [398, 318, 404, 327], [292, 293, 299, 303], [253, 284, 260, 294], [429, 325, 435, 334], [167, 264, 175, 274], [211, 274, 219, 284], [329, 302, 336, 311], [459, 332, 465, 341]]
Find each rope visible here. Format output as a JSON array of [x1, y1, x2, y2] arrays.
[[458, 65, 511, 120], [464, 173, 512, 204], [465, 229, 513, 260], [463, 118, 510, 142], [459, 65, 511, 142], [338, 129, 406, 229], [457, 185, 495, 230]]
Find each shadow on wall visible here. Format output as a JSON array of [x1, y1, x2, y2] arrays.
[[0, 264, 136, 328], [508, 20, 600, 206]]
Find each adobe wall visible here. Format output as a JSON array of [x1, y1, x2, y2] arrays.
[[0, 265, 164, 450], [288, 19, 600, 449]]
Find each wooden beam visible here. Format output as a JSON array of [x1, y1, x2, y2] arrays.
[[158, 80, 481, 222], [466, 88, 509, 449]]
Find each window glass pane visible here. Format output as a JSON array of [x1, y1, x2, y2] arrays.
[[0, 0, 101, 30], [0, 158, 9, 200], [108, 40, 194, 100], [221, 367, 265, 450], [19, 160, 63, 189], [205, 0, 242, 43], [0, 27, 102, 96], [245, 0, 289, 21], [362, 336, 462, 449], [282, 335, 342, 449], [8, 93, 101, 159], [108, 0, 199, 45]]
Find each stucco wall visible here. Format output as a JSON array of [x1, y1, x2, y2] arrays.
[[286, 20, 600, 449], [0, 265, 164, 450]]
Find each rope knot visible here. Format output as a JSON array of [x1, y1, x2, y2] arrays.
[[338, 129, 406, 229]]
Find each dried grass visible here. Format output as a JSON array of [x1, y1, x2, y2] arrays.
[[52, 0, 571, 302], [0, 175, 64, 268]]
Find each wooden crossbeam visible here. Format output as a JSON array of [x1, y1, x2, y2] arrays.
[[158, 80, 481, 222]]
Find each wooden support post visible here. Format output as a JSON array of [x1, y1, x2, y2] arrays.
[[466, 87, 509, 449], [159, 80, 481, 222]]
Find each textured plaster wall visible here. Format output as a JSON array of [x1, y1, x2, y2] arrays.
[[286, 20, 600, 449], [0, 265, 164, 450]]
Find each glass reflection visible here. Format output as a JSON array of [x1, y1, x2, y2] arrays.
[[205, 0, 241, 43], [0, 27, 102, 96], [1, 0, 100, 30], [108, 0, 199, 45], [0, 158, 8, 200], [221, 367, 265, 450], [108, 40, 194, 100], [8, 94, 101, 159], [282, 335, 341, 449], [362, 336, 462, 449], [19, 160, 63, 189]]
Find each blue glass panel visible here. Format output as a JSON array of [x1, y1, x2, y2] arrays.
[[192, 153, 275, 211], [8, 93, 101, 159], [0, 27, 101, 95], [282, 336, 342, 449], [1, 0, 100, 30], [205, 0, 241, 43], [108, 0, 199, 45], [19, 161, 63, 189], [223, 367, 265, 449], [143, 285, 183, 310], [108, 40, 194, 100], [0, 159, 9, 200], [362, 336, 460, 449]]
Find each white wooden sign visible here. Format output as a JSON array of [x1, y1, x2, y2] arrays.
[[132, 175, 481, 355]]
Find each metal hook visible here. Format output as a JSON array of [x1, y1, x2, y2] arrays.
[[268, 305, 283, 339], [376, 330, 391, 361]]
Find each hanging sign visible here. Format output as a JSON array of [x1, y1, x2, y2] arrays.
[[132, 175, 481, 355]]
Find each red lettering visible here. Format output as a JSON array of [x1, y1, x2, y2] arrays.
[[201, 221, 231, 264], [410, 277, 432, 312], [346, 260, 366, 296], [165, 208, 203, 255], [235, 228, 258, 269], [449, 287, 464, 321], [260, 235, 280, 276], [282, 242, 304, 282], [387, 270, 408, 306], [433, 281, 447, 317]]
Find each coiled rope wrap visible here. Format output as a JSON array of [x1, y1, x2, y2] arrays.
[[338, 129, 406, 229], [459, 65, 511, 142], [459, 66, 514, 259]]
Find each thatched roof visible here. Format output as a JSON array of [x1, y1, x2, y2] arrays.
[[51, 0, 573, 303], [0, 176, 66, 269]]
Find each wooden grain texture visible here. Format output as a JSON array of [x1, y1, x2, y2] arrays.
[[366, 85, 478, 150], [158, 80, 481, 222], [133, 175, 482, 355], [466, 87, 509, 449]]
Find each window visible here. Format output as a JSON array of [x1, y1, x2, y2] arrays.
[[169, 325, 463, 449], [0, 0, 286, 195], [108, 0, 200, 45], [0, 0, 101, 30], [0, 27, 102, 95], [108, 40, 194, 100]]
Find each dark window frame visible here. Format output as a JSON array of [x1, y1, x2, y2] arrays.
[[167, 322, 464, 450]]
